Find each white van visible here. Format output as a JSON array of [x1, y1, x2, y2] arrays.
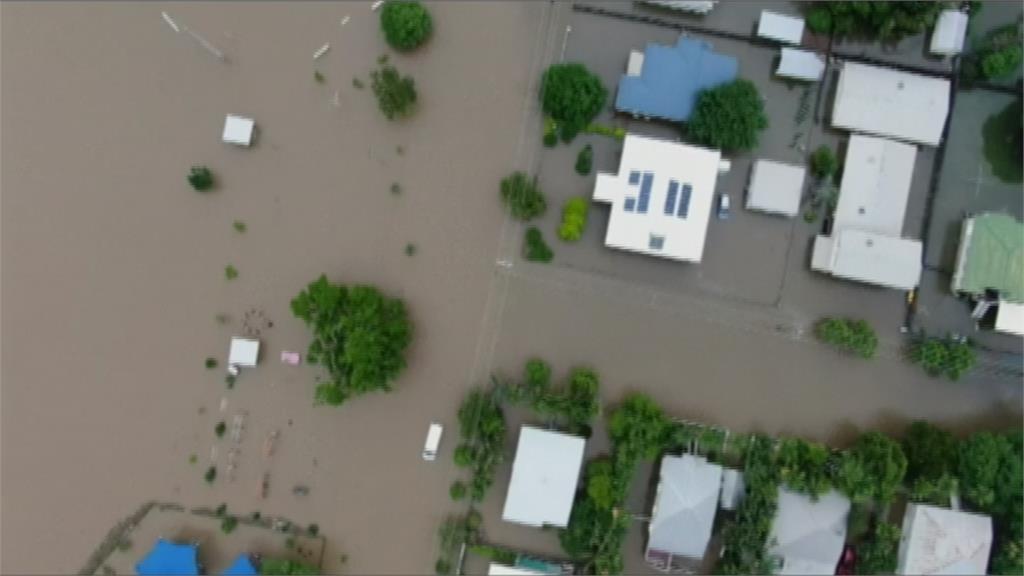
[[423, 422, 444, 461]]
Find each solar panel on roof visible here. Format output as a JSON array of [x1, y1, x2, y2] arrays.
[[677, 184, 692, 218], [625, 197, 636, 212], [637, 173, 654, 213], [664, 181, 679, 215]]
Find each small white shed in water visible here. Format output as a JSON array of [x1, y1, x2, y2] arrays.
[[227, 337, 260, 374], [746, 159, 806, 218], [776, 47, 825, 82], [930, 10, 969, 56], [996, 300, 1024, 337], [758, 10, 804, 45], [641, 0, 717, 15], [222, 114, 255, 146]]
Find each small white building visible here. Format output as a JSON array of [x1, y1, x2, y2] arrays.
[[222, 114, 255, 146], [768, 488, 850, 575], [502, 426, 586, 528], [593, 134, 722, 263], [930, 10, 969, 56], [897, 504, 993, 575], [746, 159, 806, 218], [227, 337, 260, 374], [640, 0, 717, 14], [812, 229, 924, 291], [757, 11, 804, 45], [776, 48, 825, 82], [487, 564, 549, 576], [645, 454, 723, 571], [831, 62, 950, 146]]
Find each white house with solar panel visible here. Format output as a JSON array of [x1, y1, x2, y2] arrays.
[[593, 134, 723, 263]]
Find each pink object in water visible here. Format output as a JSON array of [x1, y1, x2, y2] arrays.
[[280, 351, 301, 366]]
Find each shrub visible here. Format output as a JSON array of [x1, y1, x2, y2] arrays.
[[583, 123, 626, 140], [225, 265, 239, 280], [188, 166, 214, 192], [806, 5, 832, 33], [810, 146, 837, 179], [909, 335, 976, 380], [687, 80, 768, 152], [468, 545, 517, 565], [524, 227, 553, 263], [776, 438, 832, 498], [204, 466, 217, 483], [453, 444, 473, 467], [575, 144, 594, 175], [352, 77, 364, 89], [371, 64, 417, 120], [449, 481, 467, 501], [833, 431, 907, 503], [814, 317, 877, 358], [220, 515, 238, 534], [259, 558, 319, 575], [233, 221, 247, 233], [314, 70, 325, 83], [857, 522, 901, 575], [540, 63, 607, 142], [557, 197, 588, 242], [543, 117, 558, 147], [981, 45, 1023, 79], [215, 503, 228, 517], [500, 172, 546, 221], [404, 243, 417, 256], [215, 421, 226, 438], [205, 357, 218, 369], [380, 0, 432, 51]]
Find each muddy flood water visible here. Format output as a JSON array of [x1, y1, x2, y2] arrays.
[[2, 2, 546, 573]]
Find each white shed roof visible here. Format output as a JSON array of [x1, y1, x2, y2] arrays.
[[747, 159, 806, 217], [223, 114, 255, 146], [996, 300, 1024, 336], [930, 10, 969, 56], [776, 48, 825, 81], [768, 488, 850, 576], [641, 0, 717, 14], [832, 62, 950, 146], [647, 454, 723, 560], [897, 504, 992, 575], [488, 564, 548, 576], [812, 230, 923, 290], [502, 426, 585, 528], [227, 337, 260, 368], [593, 134, 721, 263], [758, 11, 804, 44], [834, 134, 917, 236]]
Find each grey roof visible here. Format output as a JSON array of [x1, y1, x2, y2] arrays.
[[768, 488, 850, 575], [897, 504, 992, 575], [646, 454, 723, 560]]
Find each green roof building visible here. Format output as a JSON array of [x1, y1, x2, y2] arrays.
[[952, 213, 1024, 302]]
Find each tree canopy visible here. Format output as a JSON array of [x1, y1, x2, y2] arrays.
[[608, 393, 669, 463], [686, 80, 768, 152], [833, 431, 907, 503], [291, 276, 412, 406], [371, 64, 417, 120], [500, 172, 546, 221], [380, 1, 433, 51], [856, 522, 901, 575], [805, 2, 944, 42], [540, 63, 608, 142], [903, 420, 958, 482], [776, 438, 832, 498], [958, 431, 1012, 512]]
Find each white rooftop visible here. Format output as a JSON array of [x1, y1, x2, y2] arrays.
[[835, 134, 917, 236], [593, 134, 721, 263], [996, 300, 1024, 337], [640, 0, 717, 14], [227, 337, 260, 369], [222, 114, 255, 146], [832, 61, 950, 146], [812, 230, 923, 290], [930, 10, 969, 56], [488, 564, 548, 576], [768, 488, 850, 576], [897, 504, 993, 575], [502, 426, 585, 528], [776, 48, 825, 82], [647, 454, 723, 561], [758, 11, 804, 44], [746, 159, 806, 217]]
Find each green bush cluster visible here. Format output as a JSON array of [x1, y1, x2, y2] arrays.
[[833, 431, 907, 503], [856, 522, 901, 575], [454, 389, 506, 502], [583, 123, 626, 140], [909, 335, 975, 380], [687, 80, 768, 152], [500, 172, 546, 221], [540, 63, 607, 142], [804, 1, 943, 42], [776, 438, 833, 498], [371, 64, 417, 120], [810, 145, 837, 180], [468, 545, 517, 566], [291, 276, 412, 406], [435, 512, 482, 575], [524, 227, 553, 263], [814, 317, 878, 358], [501, 358, 600, 435], [575, 144, 593, 175], [188, 166, 214, 192], [557, 197, 588, 242], [380, 0, 432, 52]]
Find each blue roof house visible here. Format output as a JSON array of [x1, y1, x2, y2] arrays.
[[135, 539, 200, 576], [221, 554, 259, 576], [615, 36, 738, 123]]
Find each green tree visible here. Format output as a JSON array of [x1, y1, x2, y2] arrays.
[[804, 2, 944, 42], [717, 435, 780, 575], [449, 480, 467, 501], [687, 80, 768, 152], [776, 438, 832, 498], [834, 431, 906, 503], [524, 358, 552, 399], [575, 144, 594, 175], [220, 515, 238, 534], [371, 64, 417, 120], [259, 558, 319, 575], [584, 458, 618, 510], [564, 367, 600, 432], [608, 393, 669, 463], [958, 431, 1010, 511], [524, 227, 553, 263], [188, 166, 214, 192], [910, 336, 975, 380], [380, 0, 432, 51], [558, 197, 589, 242], [903, 421, 958, 482], [810, 146, 838, 179], [856, 522, 901, 575], [291, 276, 412, 406], [540, 63, 608, 142], [453, 444, 474, 467], [981, 45, 1023, 79], [982, 98, 1023, 184], [500, 172, 546, 221]]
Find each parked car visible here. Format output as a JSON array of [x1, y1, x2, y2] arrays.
[[423, 422, 443, 461], [717, 193, 731, 219]]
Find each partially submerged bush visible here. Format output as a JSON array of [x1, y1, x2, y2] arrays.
[[524, 227, 553, 263], [500, 172, 546, 221], [814, 317, 878, 358], [810, 145, 837, 179], [188, 166, 214, 192], [558, 197, 588, 242], [380, 0, 433, 51], [371, 64, 417, 120], [575, 144, 593, 175], [909, 335, 976, 380]]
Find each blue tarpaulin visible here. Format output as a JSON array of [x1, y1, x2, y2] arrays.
[[221, 554, 258, 576], [615, 36, 738, 122], [136, 539, 200, 576]]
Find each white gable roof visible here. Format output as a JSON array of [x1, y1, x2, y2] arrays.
[[768, 488, 850, 575], [758, 11, 805, 44], [897, 504, 993, 575], [776, 48, 825, 81], [930, 10, 969, 56], [593, 134, 721, 263], [835, 135, 917, 236], [832, 62, 950, 146], [747, 160, 806, 217], [647, 454, 723, 560], [502, 426, 585, 528]]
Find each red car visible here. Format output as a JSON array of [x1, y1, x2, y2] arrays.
[[835, 545, 857, 575]]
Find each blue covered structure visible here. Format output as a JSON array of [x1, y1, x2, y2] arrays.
[[221, 554, 258, 576], [136, 539, 200, 576], [615, 36, 738, 122]]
